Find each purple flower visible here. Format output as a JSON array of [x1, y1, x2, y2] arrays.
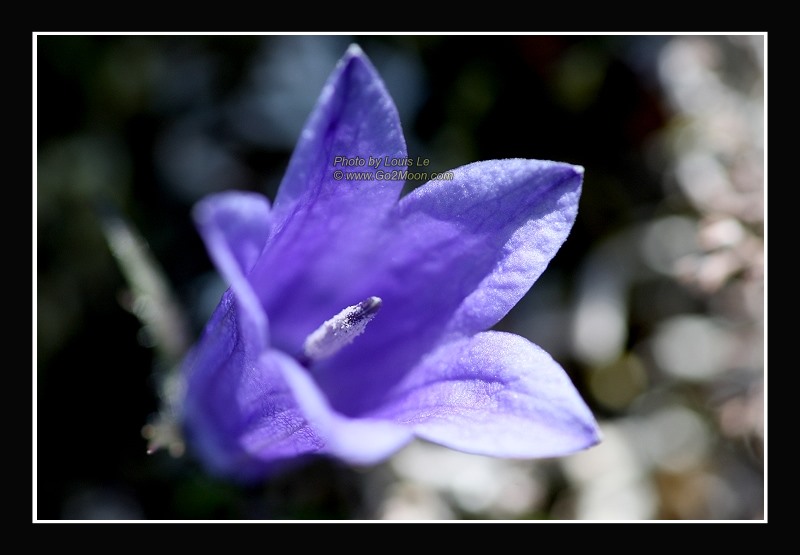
[[180, 45, 600, 481]]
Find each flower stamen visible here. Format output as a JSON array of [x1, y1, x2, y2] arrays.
[[302, 296, 382, 362]]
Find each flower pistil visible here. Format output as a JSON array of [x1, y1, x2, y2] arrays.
[[302, 296, 383, 362]]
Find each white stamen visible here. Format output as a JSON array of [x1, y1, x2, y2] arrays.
[[303, 297, 382, 361]]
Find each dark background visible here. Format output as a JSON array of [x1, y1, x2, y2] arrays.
[[36, 34, 764, 520]]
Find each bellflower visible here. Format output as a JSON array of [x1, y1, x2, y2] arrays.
[[180, 45, 600, 481]]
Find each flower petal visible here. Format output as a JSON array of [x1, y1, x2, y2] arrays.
[[395, 159, 583, 338], [270, 44, 407, 225], [193, 191, 272, 350], [249, 45, 408, 352], [316, 159, 583, 415], [182, 292, 323, 482], [271, 350, 414, 466], [374, 331, 601, 458]]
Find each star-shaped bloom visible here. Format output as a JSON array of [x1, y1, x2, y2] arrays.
[[180, 45, 600, 481]]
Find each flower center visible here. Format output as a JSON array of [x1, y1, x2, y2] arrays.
[[302, 296, 382, 362]]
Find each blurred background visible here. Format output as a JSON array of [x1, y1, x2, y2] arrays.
[[35, 34, 765, 520]]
